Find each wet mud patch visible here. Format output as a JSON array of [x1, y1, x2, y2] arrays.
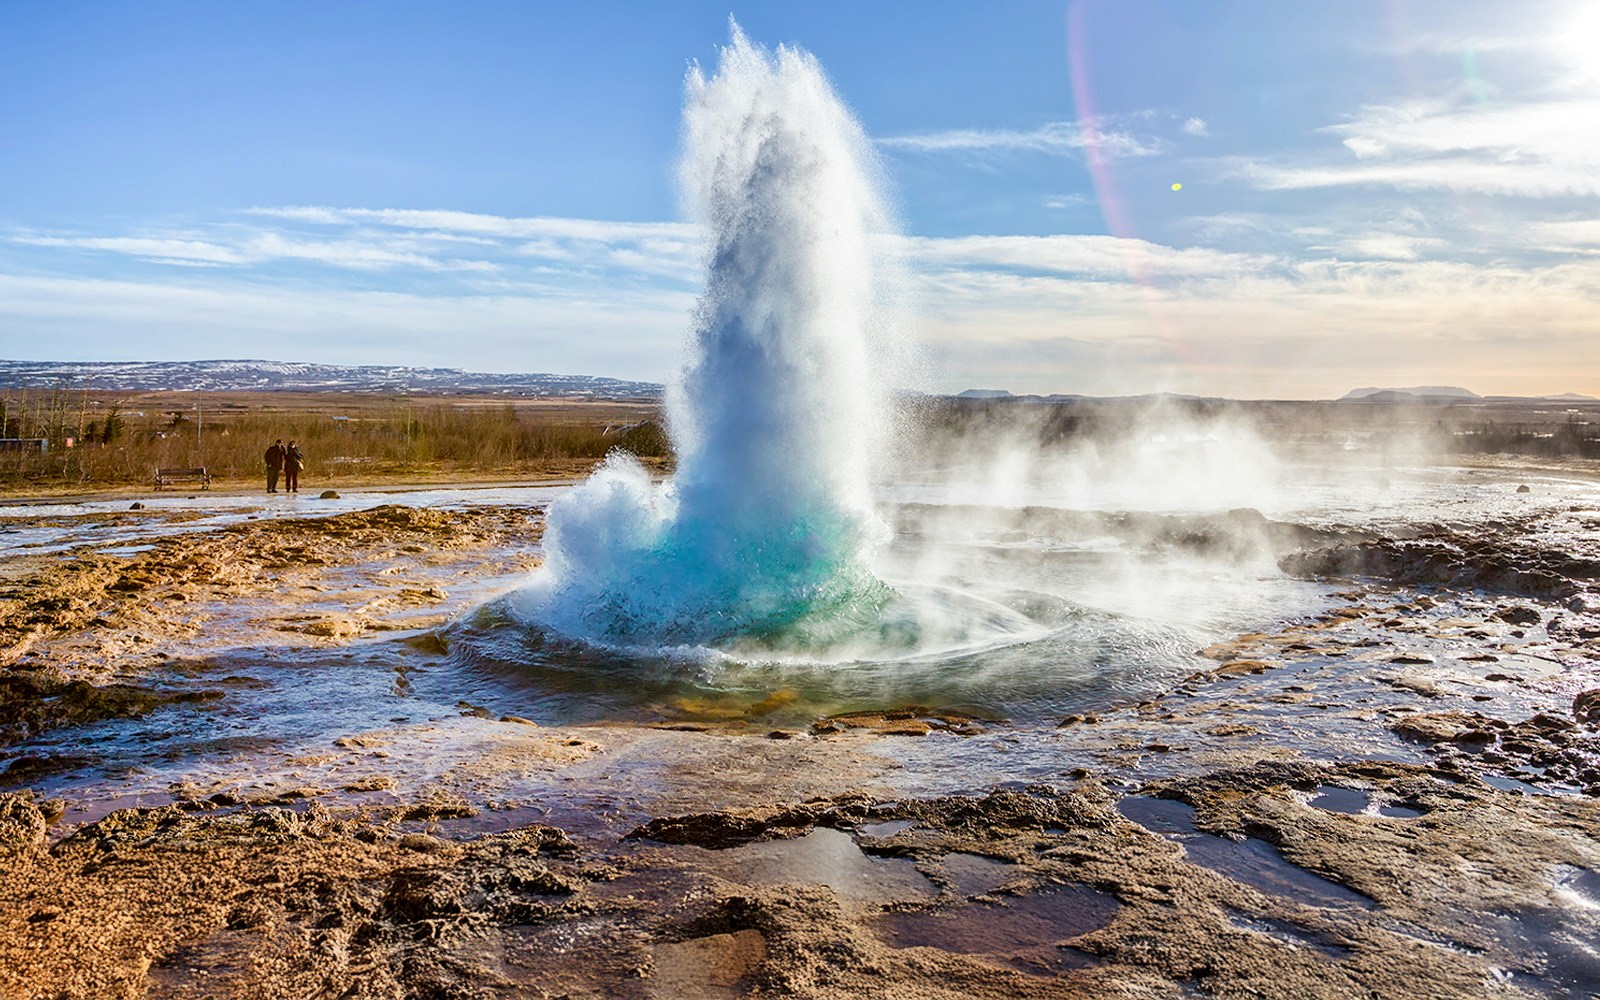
[[939, 850, 1015, 897]]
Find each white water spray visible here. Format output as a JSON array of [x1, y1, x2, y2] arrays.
[[525, 25, 897, 649]]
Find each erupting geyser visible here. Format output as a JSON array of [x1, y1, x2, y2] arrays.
[[523, 24, 899, 649]]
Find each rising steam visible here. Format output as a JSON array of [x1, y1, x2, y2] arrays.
[[523, 24, 898, 648]]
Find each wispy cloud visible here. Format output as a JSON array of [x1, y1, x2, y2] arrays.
[[1043, 193, 1091, 210], [1230, 95, 1600, 198], [1531, 219, 1600, 253], [11, 235, 247, 265], [878, 120, 1164, 159], [5, 209, 706, 280], [902, 233, 1271, 281], [249, 207, 706, 279], [1305, 233, 1447, 261], [1182, 117, 1209, 137], [5, 204, 1599, 398], [9, 229, 499, 272], [248, 206, 699, 243]]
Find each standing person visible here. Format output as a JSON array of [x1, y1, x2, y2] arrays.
[[265, 439, 285, 493], [285, 440, 303, 493]]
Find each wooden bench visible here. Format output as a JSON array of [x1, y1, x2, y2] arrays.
[[154, 467, 211, 490]]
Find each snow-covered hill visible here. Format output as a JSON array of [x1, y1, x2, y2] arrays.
[[0, 360, 662, 398]]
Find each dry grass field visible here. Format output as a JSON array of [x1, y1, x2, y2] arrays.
[[0, 389, 669, 493], [7, 384, 1595, 496]]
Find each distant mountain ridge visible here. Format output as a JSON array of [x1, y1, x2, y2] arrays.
[[1340, 385, 1597, 403], [0, 360, 663, 398], [1340, 386, 1481, 401]]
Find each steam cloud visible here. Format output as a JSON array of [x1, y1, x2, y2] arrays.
[[524, 24, 898, 648]]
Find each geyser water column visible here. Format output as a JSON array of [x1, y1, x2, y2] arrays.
[[525, 25, 898, 649]]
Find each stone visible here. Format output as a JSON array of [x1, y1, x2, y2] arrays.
[[397, 832, 443, 853], [1571, 689, 1600, 726], [0, 790, 49, 858], [1493, 606, 1541, 626]]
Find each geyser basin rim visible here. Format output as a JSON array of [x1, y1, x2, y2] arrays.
[[503, 579, 1057, 669]]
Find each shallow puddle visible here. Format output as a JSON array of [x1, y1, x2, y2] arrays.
[[1377, 801, 1426, 818], [941, 852, 1014, 897], [1118, 796, 1374, 909], [713, 828, 936, 907], [874, 882, 1118, 976], [1308, 785, 1369, 814], [856, 819, 914, 838]]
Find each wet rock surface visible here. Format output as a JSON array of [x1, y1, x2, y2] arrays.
[[5, 767, 1596, 998], [1393, 709, 1600, 793], [1280, 522, 1600, 600], [0, 503, 540, 752]]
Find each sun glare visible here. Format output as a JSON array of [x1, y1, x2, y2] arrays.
[[1555, 3, 1600, 84]]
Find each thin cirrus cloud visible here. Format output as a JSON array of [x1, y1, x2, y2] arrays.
[[876, 119, 1165, 159], [248, 206, 706, 279], [902, 233, 1271, 281], [1231, 95, 1600, 198], [248, 206, 701, 245], [10, 235, 247, 266], [8, 229, 497, 272], [11, 212, 1272, 286], [5, 210, 706, 279], [1305, 234, 1447, 261]]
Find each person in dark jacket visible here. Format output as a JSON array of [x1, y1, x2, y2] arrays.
[[285, 440, 304, 493], [265, 439, 286, 493]]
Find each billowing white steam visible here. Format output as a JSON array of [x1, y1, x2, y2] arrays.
[[525, 24, 896, 647]]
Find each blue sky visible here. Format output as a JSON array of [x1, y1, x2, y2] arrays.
[[2, 1, 1597, 397]]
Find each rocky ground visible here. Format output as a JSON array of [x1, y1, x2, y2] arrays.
[[2, 489, 1599, 998]]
